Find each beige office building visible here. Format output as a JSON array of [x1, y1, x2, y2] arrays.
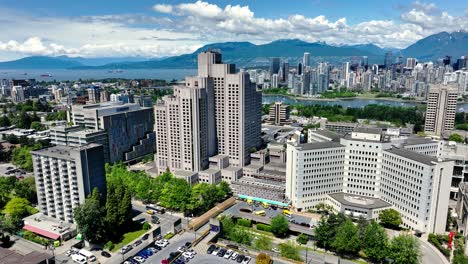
[[198, 51, 262, 167], [424, 84, 458, 136], [154, 77, 215, 173], [155, 51, 261, 173]]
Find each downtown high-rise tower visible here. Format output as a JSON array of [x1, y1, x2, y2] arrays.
[[155, 51, 262, 173]]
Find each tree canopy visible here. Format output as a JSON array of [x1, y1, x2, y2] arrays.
[[331, 219, 361, 255], [379, 209, 402, 229], [270, 215, 289, 237]]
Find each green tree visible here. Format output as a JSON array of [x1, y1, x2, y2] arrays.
[[0, 116, 11, 127], [11, 144, 42, 172], [159, 178, 191, 212], [118, 187, 132, 227], [0, 177, 16, 209], [315, 216, 332, 249], [388, 234, 421, 264], [230, 227, 253, 245], [278, 241, 301, 261], [13, 177, 37, 204], [449, 133, 465, 143], [270, 215, 289, 237], [74, 193, 107, 243], [218, 181, 231, 198], [379, 209, 402, 229], [105, 181, 120, 236], [296, 233, 309, 245], [331, 219, 361, 256], [3, 197, 35, 219], [14, 112, 32, 129], [256, 253, 272, 264], [30, 121, 45, 131], [362, 221, 389, 263], [254, 235, 272, 250]]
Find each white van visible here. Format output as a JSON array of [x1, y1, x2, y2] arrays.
[[78, 249, 96, 262], [71, 254, 87, 264]]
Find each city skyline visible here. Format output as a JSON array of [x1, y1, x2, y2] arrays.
[[0, 0, 466, 61]]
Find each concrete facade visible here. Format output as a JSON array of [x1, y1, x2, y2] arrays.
[[424, 84, 458, 136], [70, 102, 155, 163], [31, 144, 106, 223]]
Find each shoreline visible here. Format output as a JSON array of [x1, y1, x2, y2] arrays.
[[261, 93, 427, 103]]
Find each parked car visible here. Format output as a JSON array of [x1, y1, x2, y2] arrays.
[[272, 248, 280, 253], [142, 234, 149, 240], [224, 249, 233, 259], [101, 251, 111, 257], [133, 256, 145, 263], [120, 245, 133, 254], [147, 247, 158, 254], [133, 240, 142, 247], [207, 244, 216, 254], [185, 242, 192, 248], [231, 252, 239, 260], [71, 254, 87, 264], [242, 256, 251, 264], [177, 246, 186, 253], [125, 258, 138, 264], [183, 251, 194, 259], [217, 248, 227, 257], [153, 244, 162, 250], [212, 246, 220, 255], [236, 254, 245, 263]]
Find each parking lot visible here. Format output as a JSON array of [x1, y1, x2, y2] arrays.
[[226, 201, 318, 227], [192, 253, 254, 264]]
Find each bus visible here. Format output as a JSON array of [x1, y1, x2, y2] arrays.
[[78, 248, 96, 262], [254, 210, 266, 216], [146, 204, 166, 214]]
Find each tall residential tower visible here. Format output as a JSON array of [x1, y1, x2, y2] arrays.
[[424, 84, 458, 136]]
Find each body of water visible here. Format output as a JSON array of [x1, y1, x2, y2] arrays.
[[1, 69, 466, 112], [262, 95, 468, 112], [0, 68, 198, 81]]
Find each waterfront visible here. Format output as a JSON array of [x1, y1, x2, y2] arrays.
[[262, 95, 468, 112], [0, 68, 198, 82], [2, 68, 467, 112]]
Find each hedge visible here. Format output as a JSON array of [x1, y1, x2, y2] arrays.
[[256, 223, 272, 232], [237, 218, 252, 227], [23, 231, 49, 246], [428, 233, 450, 257]]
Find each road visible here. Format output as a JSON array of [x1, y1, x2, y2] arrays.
[[144, 232, 194, 264], [132, 201, 190, 235], [420, 238, 450, 264]]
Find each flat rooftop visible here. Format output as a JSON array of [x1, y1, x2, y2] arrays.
[[353, 127, 382, 134], [293, 141, 344, 151], [0, 248, 51, 264], [404, 137, 437, 146], [310, 129, 342, 141], [385, 147, 438, 165], [23, 213, 76, 240], [31, 144, 101, 160], [199, 168, 220, 174], [174, 170, 198, 177], [328, 192, 391, 209]]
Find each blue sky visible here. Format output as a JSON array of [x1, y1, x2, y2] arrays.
[[0, 0, 466, 60]]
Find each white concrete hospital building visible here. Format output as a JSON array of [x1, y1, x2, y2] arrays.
[[286, 128, 453, 233]]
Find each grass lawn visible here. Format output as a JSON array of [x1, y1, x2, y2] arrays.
[[111, 224, 147, 252]]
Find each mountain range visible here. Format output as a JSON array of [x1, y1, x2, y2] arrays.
[[0, 31, 466, 70]]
